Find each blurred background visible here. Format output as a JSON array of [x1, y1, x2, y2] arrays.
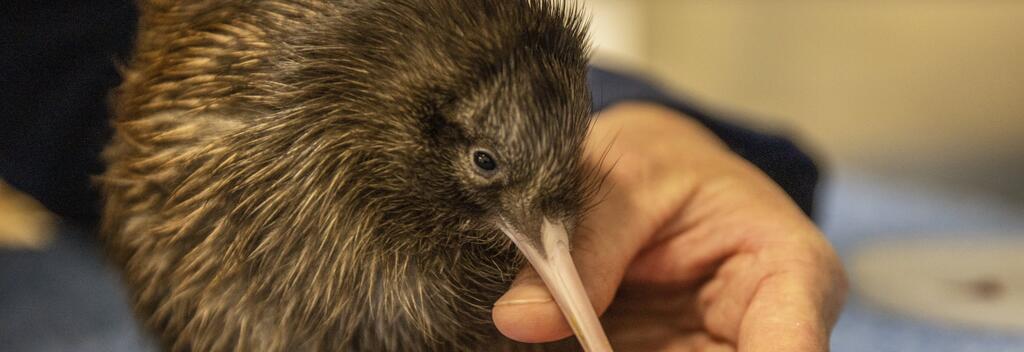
[[584, 1, 1024, 351], [2, 1, 1022, 351], [587, 0, 1024, 196]]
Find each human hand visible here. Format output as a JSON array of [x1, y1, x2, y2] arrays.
[[492, 102, 847, 351]]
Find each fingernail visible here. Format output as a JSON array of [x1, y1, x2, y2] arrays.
[[494, 297, 554, 306], [494, 284, 554, 306]]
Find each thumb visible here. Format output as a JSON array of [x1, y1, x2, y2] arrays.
[[492, 265, 571, 342], [491, 179, 657, 343]]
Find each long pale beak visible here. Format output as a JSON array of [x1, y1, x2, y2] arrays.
[[497, 217, 613, 352]]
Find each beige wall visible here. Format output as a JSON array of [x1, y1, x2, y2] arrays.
[[586, 0, 1024, 197]]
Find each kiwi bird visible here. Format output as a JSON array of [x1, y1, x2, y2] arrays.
[[101, 0, 611, 351]]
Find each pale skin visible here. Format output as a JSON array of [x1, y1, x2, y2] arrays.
[[492, 102, 848, 351]]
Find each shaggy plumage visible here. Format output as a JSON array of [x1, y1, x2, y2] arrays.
[[101, 0, 596, 351]]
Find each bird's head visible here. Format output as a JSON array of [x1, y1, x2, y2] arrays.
[[373, 0, 597, 238], [377, 2, 611, 347], [370, 0, 608, 346]]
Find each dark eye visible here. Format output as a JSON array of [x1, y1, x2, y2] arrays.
[[472, 150, 497, 173]]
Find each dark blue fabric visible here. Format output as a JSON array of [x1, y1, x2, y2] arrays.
[[0, 227, 155, 352], [1, 0, 136, 231], [588, 67, 820, 217]]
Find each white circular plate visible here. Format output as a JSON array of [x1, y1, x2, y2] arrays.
[[850, 236, 1024, 332]]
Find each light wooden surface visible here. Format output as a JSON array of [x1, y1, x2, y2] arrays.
[[0, 180, 55, 250]]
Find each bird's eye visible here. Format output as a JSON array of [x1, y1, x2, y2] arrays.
[[472, 150, 498, 174]]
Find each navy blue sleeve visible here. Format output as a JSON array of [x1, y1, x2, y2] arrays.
[[588, 67, 820, 218], [0, 1, 136, 231]]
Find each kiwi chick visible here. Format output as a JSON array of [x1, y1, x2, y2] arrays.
[[101, 0, 598, 351]]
